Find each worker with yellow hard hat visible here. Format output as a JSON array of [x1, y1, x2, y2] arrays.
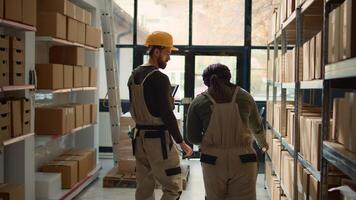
[[128, 31, 193, 200]]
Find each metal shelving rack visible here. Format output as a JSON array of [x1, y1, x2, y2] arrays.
[[266, 0, 327, 199]]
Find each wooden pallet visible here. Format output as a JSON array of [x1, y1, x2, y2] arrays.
[[103, 164, 190, 190]]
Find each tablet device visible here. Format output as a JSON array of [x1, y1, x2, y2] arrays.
[[170, 85, 179, 97]]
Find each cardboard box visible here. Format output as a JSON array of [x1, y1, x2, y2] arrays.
[[9, 61, 25, 85], [0, 184, 24, 200], [89, 68, 96, 87], [0, 0, 3, 18], [37, 12, 67, 39], [311, 118, 322, 170], [339, 0, 356, 60], [9, 37, 24, 50], [73, 66, 82, 87], [328, 7, 340, 63], [73, 104, 83, 127], [85, 25, 101, 48], [0, 112, 10, 127], [38, 0, 67, 16], [309, 175, 319, 200], [335, 98, 351, 145], [59, 106, 75, 132], [22, 99, 31, 134], [36, 64, 64, 90], [84, 10, 92, 25], [77, 22, 86, 44], [22, 0, 36, 26], [49, 46, 85, 66], [64, 148, 96, 172], [67, 17, 78, 42], [0, 101, 10, 114], [35, 107, 66, 135], [63, 65, 73, 89], [90, 104, 97, 123], [10, 49, 24, 62], [4, 0, 22, 22], [303, 41, 310, 81], [297, 163, 304, 200], [315, 31, 322, 79], [118, 159, 136, 174], [83, 104, 90, 125], [0, 35, 9, 48], [302, 169, 310, 200], [41, 160, 78, 189], [75, 6, 85, 23], [82, 66, 89, 87], [11, 100, 22, 137], [309, 36, 316, 80], [345, 93, 356, 153], [55, 155, 88, 181], [0, 49, 9, 86], [0, 125, 10, 143], [66, 1, 75, 19]]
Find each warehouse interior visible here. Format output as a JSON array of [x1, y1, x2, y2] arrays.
[[0, 0, 355, 199]]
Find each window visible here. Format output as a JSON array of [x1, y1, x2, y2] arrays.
[[252, 0, 275, 45], [137, 0, 189, 45], [113, 0, 134, 44], [250, 49, 267, 101], [195, 56, 237, 95], [193, 0, 245, 45]]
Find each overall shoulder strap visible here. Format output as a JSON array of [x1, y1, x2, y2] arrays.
[[141, 69, 159, 85], [205, 92, 217, 104], [231, 86, 240, 103]]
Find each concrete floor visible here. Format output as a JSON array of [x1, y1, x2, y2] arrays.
[[75, 159, 270, 200]]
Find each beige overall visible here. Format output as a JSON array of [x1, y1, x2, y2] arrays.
[[201, 87, 258, 200], [130, 70, 182, 200]]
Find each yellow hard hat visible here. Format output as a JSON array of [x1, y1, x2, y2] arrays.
[[144, 31, 178, 51]]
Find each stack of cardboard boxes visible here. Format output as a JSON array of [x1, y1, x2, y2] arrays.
[[40, 148, 96, 189], [302, 31, 323, 81], [0, 99, 32, 143], [118, 114, 136, 174], [281, 151, 294, 198], [0, 35, 26, 86], [35, 103, 97, 135], [332, 92, 356, 154], [37, 0, 101, 48], [1, 0, 37, 26], [328, 0, 356, 64], [36, 46, 97, 90]]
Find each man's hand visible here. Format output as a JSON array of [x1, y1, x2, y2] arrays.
[[179, 142, 193, 157], [261, 143, 269, 153]]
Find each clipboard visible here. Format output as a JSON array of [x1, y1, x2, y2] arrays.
[[170, 85, 179, 97]]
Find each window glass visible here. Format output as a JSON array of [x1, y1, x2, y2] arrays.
[[252, 0, 276, 45], [251, 49, 267, 101], [113, 0, 134, 44]]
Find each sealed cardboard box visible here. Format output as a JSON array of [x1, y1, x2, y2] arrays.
[[85, 25, 101, 48], [9, 37, 24, 50], [89, 67, 96, 87], [0, 112, 10, 127], [38, 0, 67, 16], [10, 62, 25, 85], [303, 41, 310, 81], [0, 184, 24, 200], [90, 104, 97, 123], [49, 46, 84, 66], [73, 66, 82, 88], [0, 101, 10, 114], [22, 99, 31, 134], [35, 107, 66, 135], [75, 6, 85, 23], [315, 31, 322, 79], [334, 98, 351, 145], [83, 104, 90, 125], [0, 35, 9, 48], [328, 7, 340, 63], [339, 0, 356, 60], [82, 66, 89, 87], [84, 10, 92, 25], [0, 125, 10, 144], [22, 0, 36, 26], [37, 12, 66, 39], [11, 100, 22, 137], [345, 93, 356, 153], [311, 118, 322, 170], [4, 0, 22, 22], [0, 49, 9, 86], [67, 17, 78, 42], [56, 155, 88, 181], [73, 104, 83, 127], [77, 22, 86, 44], [66, 1, 75, 19], [63, 65, 73, 89], [36, 64, 64, 90], [21, 98, 31, 112], [309, 36, 316, 80], [41, 160, 78, 189], [59, 106, 75, 132], [64, 148, 96, 172], [302, 169, 310, 200], [309, 175, 319, 200]]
